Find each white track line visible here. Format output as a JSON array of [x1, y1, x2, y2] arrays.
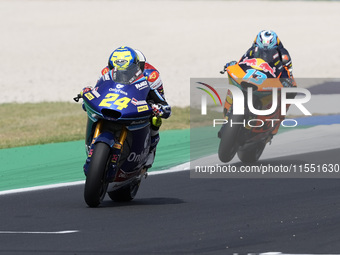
[[0, 181, 85, 196], [0, 164, 190, 196], [0, 230, 79, 234]]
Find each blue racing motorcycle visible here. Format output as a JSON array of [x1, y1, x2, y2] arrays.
[[74, 70, 153, 207]]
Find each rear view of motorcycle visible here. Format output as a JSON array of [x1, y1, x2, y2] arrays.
[[74, 71, 153, 207], [219, 48, 294, 163]]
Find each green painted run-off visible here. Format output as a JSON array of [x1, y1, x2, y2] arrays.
[[0, 125, 309, 192], [0, 129, 190, 192]]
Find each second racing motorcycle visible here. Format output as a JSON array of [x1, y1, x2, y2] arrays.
[[218, 48, 295, 163]]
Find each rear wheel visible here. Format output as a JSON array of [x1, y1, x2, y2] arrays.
[[108, 179, 141, 202], [218, 115, 243, 163], [237, 141, 266, 163], [84, 142, 110, 207]]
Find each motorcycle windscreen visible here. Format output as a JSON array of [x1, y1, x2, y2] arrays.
[[112, 63, 142, 85]]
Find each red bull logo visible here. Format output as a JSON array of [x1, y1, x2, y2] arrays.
[[239, 57, 276, 77], [258, 62, 276, 77], [239, 57, 257, 66]]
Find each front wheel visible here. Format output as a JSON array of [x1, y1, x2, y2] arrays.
[[218, 115, 243, 163], [237, 141, 266, 163], [84, 142, 111, 207]]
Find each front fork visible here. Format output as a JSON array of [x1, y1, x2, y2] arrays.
[[84, 120, 128, 182], [107, 124, 128, 181], [92, 119, 103, 143]]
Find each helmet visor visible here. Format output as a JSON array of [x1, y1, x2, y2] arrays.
[[112, 63, 141, 85]]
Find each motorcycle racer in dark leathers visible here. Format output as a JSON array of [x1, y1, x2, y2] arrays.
[[82, 46, 171, 169], [223, 30, 297, 135], [225, 30, 294, 81]]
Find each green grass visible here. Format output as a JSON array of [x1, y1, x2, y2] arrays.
[[0, 102, 189, 149]]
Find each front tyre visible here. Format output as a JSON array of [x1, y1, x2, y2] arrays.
[[218, 115, 243, 163], [84, 142, 111, 207]]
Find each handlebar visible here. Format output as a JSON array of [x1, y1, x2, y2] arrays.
[[73, 94, 82, 102], [220, 64, 228, 74]]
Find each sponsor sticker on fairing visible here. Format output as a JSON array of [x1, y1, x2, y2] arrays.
[[135, 81, 148, 90], [84, 92, 95, 100], [91, 89, 101, 98], [109, 88, 128, 95], [103, 73, 110, 81], [137, 105, 149, 112], [131, 98, 147, 106]]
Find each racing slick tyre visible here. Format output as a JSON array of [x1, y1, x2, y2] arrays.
[[84, 142, 110, 207], [237, 141, 266, 163], [218, 115, 243, 163], [108, 179, 141, 202]]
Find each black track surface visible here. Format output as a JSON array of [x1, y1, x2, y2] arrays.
[[1, 149, 340, 255]]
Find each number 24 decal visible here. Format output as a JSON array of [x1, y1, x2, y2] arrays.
[[99, 93, 131, 110]]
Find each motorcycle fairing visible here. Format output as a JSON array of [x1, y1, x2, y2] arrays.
[[223, 48, 286, 145], [82, 76, 153, 181], [227, 48, 284, 92], [82, 78, 152, 127], [119, 125, 151, 174]]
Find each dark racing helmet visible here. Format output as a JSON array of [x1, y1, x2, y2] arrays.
[[108, 46, 142, 84], [254, 30, 280, 49]]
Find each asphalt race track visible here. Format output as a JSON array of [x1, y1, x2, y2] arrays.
[[1, 149, 340, 255]]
